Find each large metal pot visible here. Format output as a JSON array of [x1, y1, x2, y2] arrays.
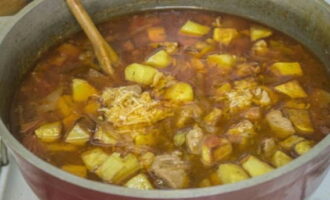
[[1, 0, 330, 199]]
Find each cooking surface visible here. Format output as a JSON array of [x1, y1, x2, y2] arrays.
[[1, 0, 330, 199]]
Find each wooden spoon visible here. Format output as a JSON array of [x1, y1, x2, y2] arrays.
[[66, 0, 119, 76]]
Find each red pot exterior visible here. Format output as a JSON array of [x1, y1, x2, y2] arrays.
[[13, 145, 330, 200]]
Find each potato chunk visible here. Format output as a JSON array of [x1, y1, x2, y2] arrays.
[[201, 136, 233, 166], [294, 141, 314, 155], [279, 135, 305, 150], [61, 165, 87, 178], [145, 50, 172, 68], [93, 125, 117, 145], [113, 154, 141, 184], [271, 151, 292, 167], [274, 80, 307, 99], [250, 25, 272, 41], [81, 148, 108, 171], [270, 62, 303, 76], [284, 109, 314, 134], [72, 79, 98, 102], [95, 153, 125, 182], [207, 54, 237, 69], [35, 121, 62, 143], [241, 155, 274, 177], [65, 123, 90, 145], [213, 28, 238, 45], [164, 82, 194, 102], [125, 63, 158, 85], [266, 109, 295, 139], [125, 174, 154, 190], [179, 20, 210, 36], [217, 163, 249, 184]]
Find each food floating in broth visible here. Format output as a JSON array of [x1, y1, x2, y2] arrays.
[[11, 9, 330, 190]]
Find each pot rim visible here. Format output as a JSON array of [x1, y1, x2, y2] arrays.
[[0, 0, 330, 199]]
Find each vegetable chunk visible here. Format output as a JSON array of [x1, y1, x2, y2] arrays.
[[125, 63, 159, 85], [279, 135, 305, 150], [213, 28, 238, 45], [62, 165, 87, 177], [164, 82, 194, 102], [241, 155, 274, 177], [207, 54, 237, 69], [284, 109, 314, 134], [147, 26, 166, 42], [113, 154, 141, 184], [217, 163, 249, 184], [81, 148, 108, 171], [179, 20, 210, 36], [271, 151, 292, 167], [125, 174, 154, 190], [95, 153, 124, 182], [274, 80, 307, 99], [266, 109, 295, 139], [250, 25, 272, 41], [294, 141, 314, 155], [270, 62, 303, 76], [35, 121, 62, 143], [145, 50, 172, 68], [72, 79, 98, 102], [65, 122, 90, 145]]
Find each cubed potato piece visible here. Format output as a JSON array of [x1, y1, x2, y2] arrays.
[[266, 109, 295, 139], [217, 163, 249, 184], [284, 109, 314, 134], [147, 26, 166, 42], [93, 125, 117, 145], [173, 131, 187, 147], [271, 151, 293, 167], [207, 54, 237, 69], [204, 108, 222, 127], [125, 63, 158, 85], [226, 120, 256, 145], [145, 50, 172, 68], [135, 133, 156, 146], [57, 95, 74, 117], [279, 135, 306, 150], [212, 141, 233, 163], [274, 80, 307, 99], [241, 155, 274, 177], [250, 25, 272, 41], [199, 178, 212, 187], [294, 141, 314, 155], [72, 79, 98, 102], [61, 165, 87, 178], [164, 82, 194, 102], [35, 121, 62, 143], [179, 20, 210, 36], [65, 123, 90, 145], [125, 173, 154, 190], [270, 62, 303, 76], [95, 153, 125, 182], [113, 154, 141, 184], [213, 28, 239, 45], [81, 148, 108, 171]]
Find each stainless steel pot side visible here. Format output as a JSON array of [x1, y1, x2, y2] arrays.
[[0, 0, 330, 199]]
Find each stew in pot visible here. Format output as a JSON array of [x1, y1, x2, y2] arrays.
[[10, 9, 330, 189]]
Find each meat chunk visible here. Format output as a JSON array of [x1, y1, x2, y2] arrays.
[[150, 152, 189, 189], [186, 125, 205, 154], [226, 120, 256, 147], [266, 109, 295, 139], [240, 107, 262, 121]]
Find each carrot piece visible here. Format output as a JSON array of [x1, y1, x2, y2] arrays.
[[147, 26, 166, 42]]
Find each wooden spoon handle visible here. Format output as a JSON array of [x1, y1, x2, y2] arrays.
[[66, 0, 119, 76]]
